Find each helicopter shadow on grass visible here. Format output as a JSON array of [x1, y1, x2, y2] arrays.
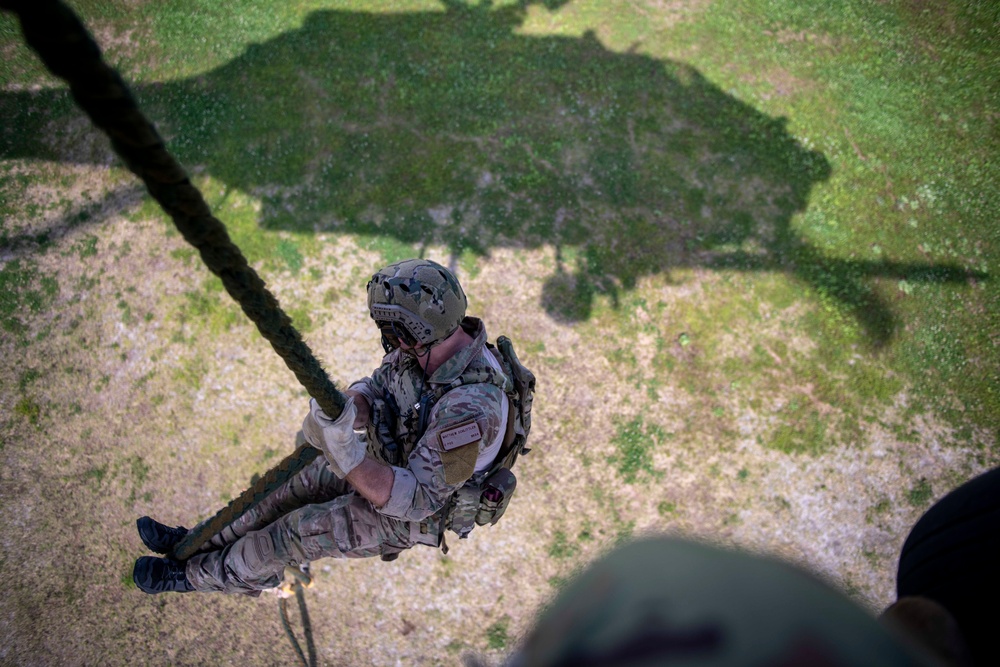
[[0, 0, 984, 346]]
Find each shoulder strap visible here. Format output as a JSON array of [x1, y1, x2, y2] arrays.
[[414, 345, 510, 442], [483, 336, 535, 474], [416, 336, 534, 473]]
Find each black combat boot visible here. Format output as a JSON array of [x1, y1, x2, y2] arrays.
[[133, 556, 195, 594], [136, 516, 188, 554]]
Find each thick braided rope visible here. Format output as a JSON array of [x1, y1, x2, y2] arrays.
[[171, 444, 320, 561], [278, 567, 316, 667], [2, 0, 344, 558], [279, 594, 310, 667]]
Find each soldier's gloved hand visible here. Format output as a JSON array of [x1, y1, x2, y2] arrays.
[[345, 390, 371, 429], [301, 398, 366, 479]]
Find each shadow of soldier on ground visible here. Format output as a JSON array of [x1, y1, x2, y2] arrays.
[[0, 0, 983, 346]]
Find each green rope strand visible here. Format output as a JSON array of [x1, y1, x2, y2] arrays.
[[1, 0, 345, 558], [171, 444, 320, 561], [279, 569, 318, 667]]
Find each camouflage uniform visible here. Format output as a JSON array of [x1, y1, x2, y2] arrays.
[[185, 317, 509, 594]]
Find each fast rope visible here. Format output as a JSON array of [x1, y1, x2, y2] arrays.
[[0, 0, 344, 561], [279, 566, 318, 667]]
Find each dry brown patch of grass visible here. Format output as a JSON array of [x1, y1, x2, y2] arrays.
[[2, 177, 995, 664], [637, 0, 713, 29], [740, 67, 818, 101], [762, 27, 837, 48]]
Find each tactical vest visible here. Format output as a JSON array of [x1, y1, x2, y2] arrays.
[[367, 334, 535, 542], [440, 336, 535, 539]]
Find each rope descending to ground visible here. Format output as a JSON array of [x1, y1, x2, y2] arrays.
[[279, 565, 318, 667], [172, 444, 320, 560], [1, 0, 345, 559]]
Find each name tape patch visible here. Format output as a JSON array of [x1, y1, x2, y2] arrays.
[[439, 420, 482, 451]]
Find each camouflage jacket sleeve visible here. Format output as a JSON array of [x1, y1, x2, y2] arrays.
[[378, 383, 506, 522]]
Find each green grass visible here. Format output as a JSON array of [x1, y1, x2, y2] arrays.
[[640, 0, 997, 429], [14, 397, 41, 425], [657, 501, 676, 516], [177, 278, 243, 337], [286, 304, 315, 334], [83, 464, 108, 488], [0, 2, 997, 662], [608, 416, 665, 483], [907, 478, 934, 508], [866, 497, 892, 524], [547, 530, 580, 560], [485, 616, 510, 650], [73, 235, 99, 259], [767, 417, 828, 456], [3, 2, 993, 442], [171, 353, 207, 392], [275, 237, 304, 273], [0, 259, 58, 336], [17, 368, 40, 391]]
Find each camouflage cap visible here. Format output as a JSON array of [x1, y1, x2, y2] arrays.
[[367, 258, 467, 346], [503, 536, 934, 667]]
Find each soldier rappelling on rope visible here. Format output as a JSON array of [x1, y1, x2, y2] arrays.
[[133, 258, 534, 594], [0, 0, 533, 601]]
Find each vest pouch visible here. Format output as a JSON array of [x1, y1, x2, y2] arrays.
[[369, 393, 403, 466], [475, 468, 517, 526], [447, 481, 481, 538]]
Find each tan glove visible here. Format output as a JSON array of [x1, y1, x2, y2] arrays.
[[301, 398, 365, 479]]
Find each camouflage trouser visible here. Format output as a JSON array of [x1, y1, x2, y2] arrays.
[[185, 449, 423, 595]]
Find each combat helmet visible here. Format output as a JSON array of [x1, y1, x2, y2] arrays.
[[367, 258, 467, 349]]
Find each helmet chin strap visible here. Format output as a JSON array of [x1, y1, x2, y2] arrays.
[[394, 325, 461, 431], [407, 339, 435, 376], [411, 340, 435, 432]]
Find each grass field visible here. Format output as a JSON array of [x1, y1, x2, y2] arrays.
[[1, 0, 997, 664]]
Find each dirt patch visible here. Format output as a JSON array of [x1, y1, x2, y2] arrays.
[[896, 0, 964, 36], [636, 0, 713, 29], [740, 67, 817, 100], [762, 27, 837, 49], [1, 3, 996, 662], [2, 163, 996, 666], [90, 22, 142, 58]]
